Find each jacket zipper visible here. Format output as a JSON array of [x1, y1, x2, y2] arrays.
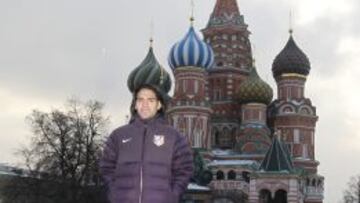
[[139, 126, 147, 203]]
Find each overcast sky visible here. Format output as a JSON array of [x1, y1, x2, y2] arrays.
[[0, 0, 359, 202]]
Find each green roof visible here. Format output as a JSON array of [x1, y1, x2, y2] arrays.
[[259, 136, 293, 172], [237, 67, 273, 105]]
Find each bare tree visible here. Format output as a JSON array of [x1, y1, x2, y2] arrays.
[[1, 98, 109, 203], [343, 174, 360, 203]]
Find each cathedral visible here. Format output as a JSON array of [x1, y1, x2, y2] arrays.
[[127, 0, 324, 202]]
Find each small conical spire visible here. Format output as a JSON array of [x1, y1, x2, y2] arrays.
[[190, 16, 195, 26], [149, 20, 154, 47], [190, 0, 195, 25], [149, 38, 154, 48], [289, 9, 294, 35]]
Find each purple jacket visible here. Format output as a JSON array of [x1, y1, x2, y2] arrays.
[[99, 115, 193, 203]]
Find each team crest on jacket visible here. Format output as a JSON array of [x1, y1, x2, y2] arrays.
[[153, 135, 165, 146]]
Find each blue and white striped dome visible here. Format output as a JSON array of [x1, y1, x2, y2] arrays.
[[168, 26, 214, 70]]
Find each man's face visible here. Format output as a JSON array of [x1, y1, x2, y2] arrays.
[[135, 88, 162, 120]]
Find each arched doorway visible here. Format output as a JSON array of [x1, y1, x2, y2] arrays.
[[273, 190, 287, 203], [259, 189, 271, 203], [258, 189, 288, 203]]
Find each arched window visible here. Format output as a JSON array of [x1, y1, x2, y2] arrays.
[[300, 106, 313, 115], [242, 171, 250, 183], [214, 130, 220, 146], [222, 128, 230, 148], [213, 89, 219, 101], [194, 80, 199, 94], [222, 34, 228, 40], [194, 129, 202, 148], [182, 80, 187, 93], [231, 128, 237, 147], [283, 106, 293, 113], [216, 171, 224, 180], [228, 170, 236, 180], [317, 179, 322, 187]]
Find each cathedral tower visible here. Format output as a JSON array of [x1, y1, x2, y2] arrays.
[[202, 0, 253, 149], [268, 31, 324, 203], [269, 31, 319, 173], [167, 20, 214, 149], [235, 66, 273, 157]]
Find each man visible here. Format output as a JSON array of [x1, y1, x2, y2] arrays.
[[99, 84, 194, 203]]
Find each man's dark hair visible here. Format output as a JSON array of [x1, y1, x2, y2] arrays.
[[130, 84, 167, 119]]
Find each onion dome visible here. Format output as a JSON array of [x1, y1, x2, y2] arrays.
[[127, 46, 172, 95], [168, 26, 214, 70], [272, 33, 311, 78], [237, 67, 273, 105]]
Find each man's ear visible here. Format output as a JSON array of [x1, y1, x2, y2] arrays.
[[157, 102, 162, 110], [134, 104, 138, 111]]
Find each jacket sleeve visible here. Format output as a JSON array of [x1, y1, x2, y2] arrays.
[[171, 132, 194, 196], [99, 132, 118, 188]]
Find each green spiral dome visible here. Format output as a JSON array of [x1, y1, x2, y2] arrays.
[[237, 67, 273, 105], [127, 47, 172, 94]]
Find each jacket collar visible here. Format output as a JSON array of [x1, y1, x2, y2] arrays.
[[130, 114, 167, 128]]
